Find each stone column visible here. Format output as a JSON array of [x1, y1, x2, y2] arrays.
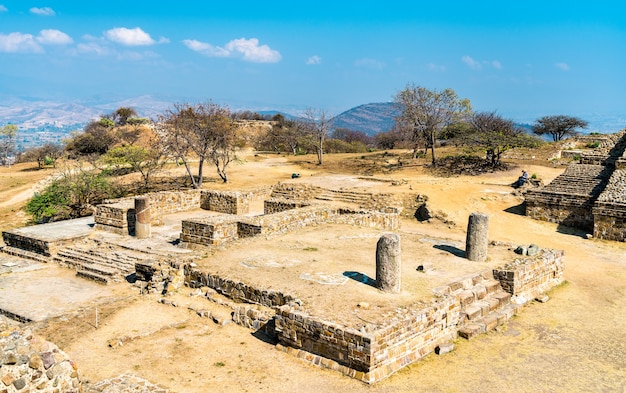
[[465, 212, 489, 262], [135, 197, 151, 239], [376, 233, 401, 293]]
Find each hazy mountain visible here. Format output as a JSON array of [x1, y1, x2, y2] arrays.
[[1, 95, 623, 151], [330, 102, 400, 136]]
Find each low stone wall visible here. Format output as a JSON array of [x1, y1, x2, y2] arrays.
[[1, 231, 81, 257], [94, 202, 135, 235], [200, 190, 251, 215], [180, 216, 240, 246], [492, 249, 564, 304], [264, 198, 312, 214], [183, 264, 298, 307], [0, 323, 82, 392], [159, 246, 564, 384], [593, 202, 626, 241], [181, 206, 399, 248], [270, 183, 324, 200], [525, 191, 596, 230]]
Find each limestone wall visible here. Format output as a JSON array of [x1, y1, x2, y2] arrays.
[[181, 206, 399, 248], [264, 198, 312, 214], [270, 183, 323, 200], [492, 249, 564, 303], [180, 216, 240, 245], [200, 190, 251, 215], [525, 192, 596, 230], [184, 265, 298, 307]]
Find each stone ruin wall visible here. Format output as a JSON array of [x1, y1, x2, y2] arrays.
[[593, 168, 626, 240], [145, 249, 564, 384], [200, 190, 251, 215], [180, 205, 399, 248], [0, 324, 82, 393], [525, 192, 596, 230], [94, 189, 249, 234], [264, 198, 312, 214], [492, 249, 564, 303], [526, 129, 626, 241], [1, 231, 84, 259]]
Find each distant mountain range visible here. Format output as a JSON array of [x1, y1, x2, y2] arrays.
[[0, 95, 624, 150]]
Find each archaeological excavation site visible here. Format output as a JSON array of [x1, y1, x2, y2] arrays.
[[2, 129, 626, 391], [0, 171, 571, 391]]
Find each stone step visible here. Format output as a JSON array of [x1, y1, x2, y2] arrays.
[[0, 246, 49, 263], [76, 270, 110, 285], [462, 290, 512, 321], [458, 303, 520, 339], [81, 262, 117, 276]]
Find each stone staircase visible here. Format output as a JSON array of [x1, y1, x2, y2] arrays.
[[52, 239, 152, 285], [449, 275, 520, 339], [540, 164, 611, 197], [314, 189, 374, 205], [0, 245, 50, 264]]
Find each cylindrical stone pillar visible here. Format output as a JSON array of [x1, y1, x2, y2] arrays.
[[466, 212, 489, 262], [135, 197, 151, 239], [376, 233, 401, 293]]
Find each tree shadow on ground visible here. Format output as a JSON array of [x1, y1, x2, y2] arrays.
[[343, 271, 376, 287], [433, 244, 466, 258]]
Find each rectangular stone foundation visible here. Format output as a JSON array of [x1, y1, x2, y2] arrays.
[[176, 249, 564, 383]]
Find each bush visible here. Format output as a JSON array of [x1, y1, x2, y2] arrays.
[[25, 169, 124, 223]]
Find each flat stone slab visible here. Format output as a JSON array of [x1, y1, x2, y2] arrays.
[[0, 260, 113, 322], [4, 216, 94, 242]]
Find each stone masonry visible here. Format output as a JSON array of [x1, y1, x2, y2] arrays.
[[526, 128, 626, 240]]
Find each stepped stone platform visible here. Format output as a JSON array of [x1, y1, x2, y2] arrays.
[[526, 128, 626, 240]]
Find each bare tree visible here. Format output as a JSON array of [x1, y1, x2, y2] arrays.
[[301, 108, 333, 165], [395, 84, 471, 164], [532, 115, 588, 141], [157, 101, 236, 187]]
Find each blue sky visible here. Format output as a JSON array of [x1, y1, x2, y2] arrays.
[[0, 1, 625, 126]]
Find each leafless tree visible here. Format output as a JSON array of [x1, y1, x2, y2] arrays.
[[301, 108, 333, 165], [395, 84, 471, 163]]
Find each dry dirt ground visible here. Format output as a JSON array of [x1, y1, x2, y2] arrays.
[[1, 151, 625, 393]]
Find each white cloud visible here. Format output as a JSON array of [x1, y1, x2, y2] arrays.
[[37, 29, 73, 45], [225, 38, 281, 63], [0, 32, 42, 53], [427, 63, 446, 72], [182, 39, 229, 57], [0, 5, 7, 12], [555, 62, 570, 71], [77, 42, 111, 56], [30, 7, 55, 16], [355, 58, 385, 70], [306, 55, 321, 65], [105, 27, 156, 46], [183, 37, 281, 63], [462, 55, 502, 70], [462, 55, 482, 70]]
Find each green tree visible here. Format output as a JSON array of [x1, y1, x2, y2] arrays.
[[0, 124, 18, 166], [532, 115, 588, 141], [460, 111, 542, 168], [101, 143, 169, 191], [395, 84, 471, 163]]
